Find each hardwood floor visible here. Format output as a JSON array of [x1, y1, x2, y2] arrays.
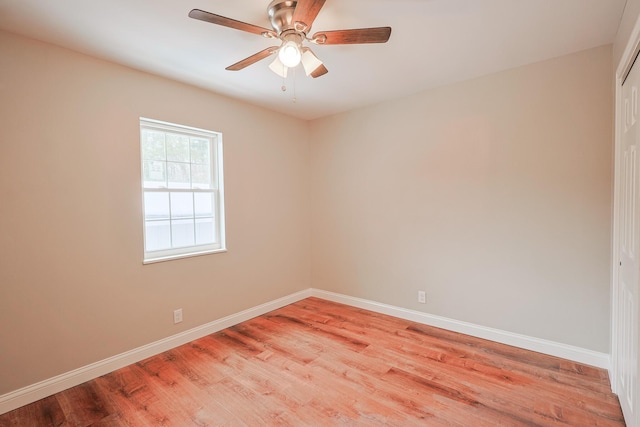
[[0, 297, 626, 426]]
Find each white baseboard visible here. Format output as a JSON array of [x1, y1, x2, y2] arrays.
[[0, 289, 312, 416], [310, 289, 611, 370], [0, 287, 610, 416]]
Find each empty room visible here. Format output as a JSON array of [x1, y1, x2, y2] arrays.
[[1, 0, 639, 425]]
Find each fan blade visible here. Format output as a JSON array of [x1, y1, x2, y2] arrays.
[[292, 0, 326, 31], [189, 9, 276, 38], [226, 47, 278, 71], [310, 64, 328, 78], [312, 27, 391, 45]]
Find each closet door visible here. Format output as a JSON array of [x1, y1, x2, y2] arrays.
[[617, 57, 640, 426]]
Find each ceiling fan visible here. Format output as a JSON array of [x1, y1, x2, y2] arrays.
[[188, 0, 392, 79]]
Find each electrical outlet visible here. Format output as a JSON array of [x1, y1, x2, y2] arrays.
[[418, 291, 426, 304], [173, 308, 183, 324]]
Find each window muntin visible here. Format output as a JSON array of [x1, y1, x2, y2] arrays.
[[140, 118, 225, 263]]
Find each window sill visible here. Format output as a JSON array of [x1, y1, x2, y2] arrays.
[[143, 248, 227, 264]]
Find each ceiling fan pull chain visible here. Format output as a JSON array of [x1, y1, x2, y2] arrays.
[[281, 63, 287, 92], [292, 67, 297, 103]]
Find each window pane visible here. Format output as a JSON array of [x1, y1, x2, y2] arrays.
[[144, 192, 170, 220], [141, 119, 224, 261], [194, 192, 214, 217], [167, 162, 190, 189], [145, 220, 171, 251], [143, 160, 166, 188], [196, 218, 215, 245], [190, 138, 210, 164], [191, 164, 211, 189], [172, 219, 195, 247], [170, 192, 194, 218], [166, 134, 190, 162], [142, 130, 166, 161]]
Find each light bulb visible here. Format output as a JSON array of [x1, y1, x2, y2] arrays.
[[278, 41, 301, 68]]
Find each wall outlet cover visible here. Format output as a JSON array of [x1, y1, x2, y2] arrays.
[[173, 308, 183, 324]]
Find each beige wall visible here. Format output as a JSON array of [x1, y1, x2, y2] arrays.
[[310, 45, 613, 352], [0, 30, 310, 395]]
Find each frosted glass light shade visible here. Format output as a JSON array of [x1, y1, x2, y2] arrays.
[[278, 41, 301, 67], [269, 56, 288, 78], [301, 50, 323, 76]]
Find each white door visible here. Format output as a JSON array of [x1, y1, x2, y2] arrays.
[[617, 58, 640, 426]]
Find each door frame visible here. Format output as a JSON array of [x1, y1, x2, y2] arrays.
[[612, 11, 640, 410]]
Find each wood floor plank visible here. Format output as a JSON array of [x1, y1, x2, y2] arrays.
[[0, 297, 626, 426], [398, 324, 620, 406], [281, 355, 402, 424], [93, 365, 175, 426], [0, 395, 67, 427], [55, 382, 112, 426], [363, 322, 624, 424], [226, 323, 321, 365], [135, 353, 239, 426]]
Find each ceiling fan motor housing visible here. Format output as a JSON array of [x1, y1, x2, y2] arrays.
[[268, 0, 303, 35]]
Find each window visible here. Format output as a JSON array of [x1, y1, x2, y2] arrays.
[[140, 118, 225, 263]]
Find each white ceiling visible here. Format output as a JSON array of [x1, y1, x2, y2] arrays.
[[0, 0, 627, 120]]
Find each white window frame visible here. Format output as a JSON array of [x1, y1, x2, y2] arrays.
[[140, 117, 226, 263]]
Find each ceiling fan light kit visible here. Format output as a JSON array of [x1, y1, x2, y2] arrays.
[[278, 32, 304, 67], [188, 0, 391, 82]]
